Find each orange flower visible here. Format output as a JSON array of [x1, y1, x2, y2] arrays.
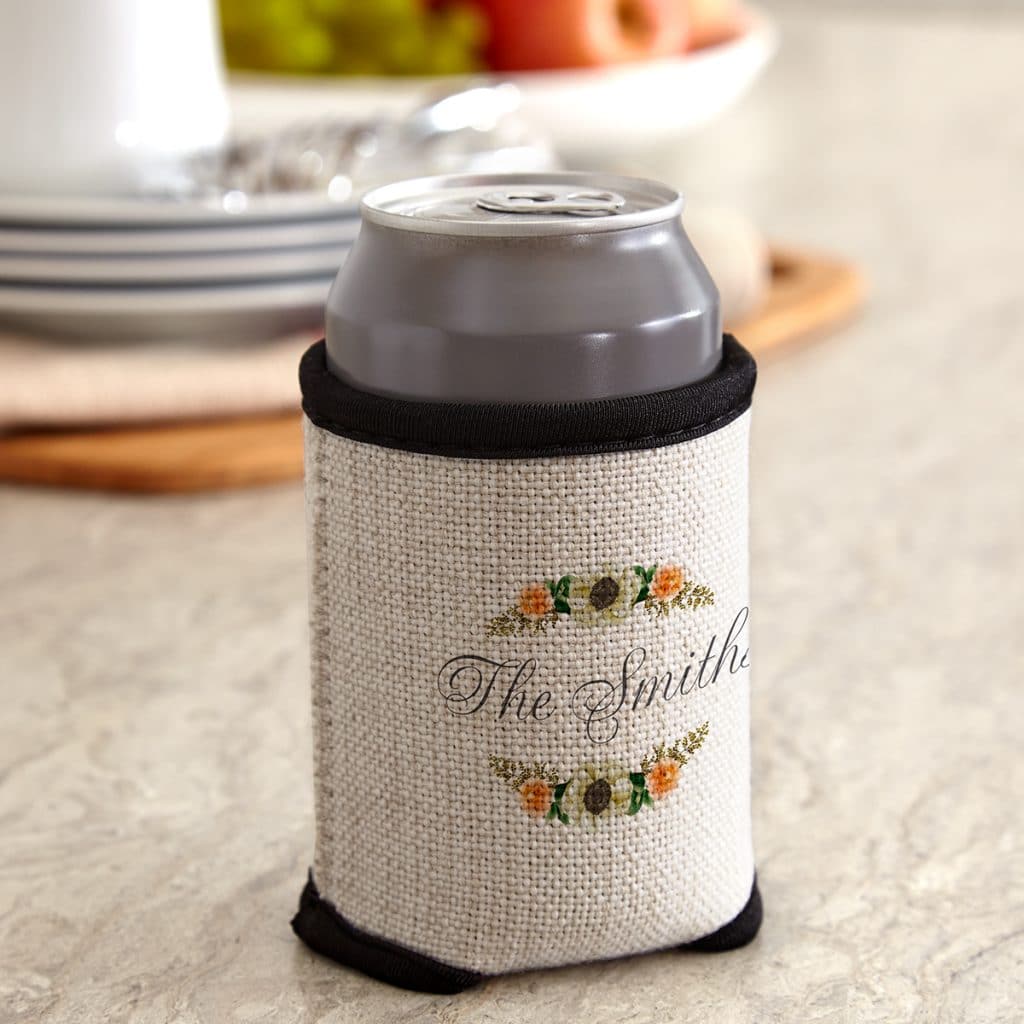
[[647, 759, 680, 800], [519, 779, 553, 817], [518, 583, 554, 619], [651, 564, 685, 601]]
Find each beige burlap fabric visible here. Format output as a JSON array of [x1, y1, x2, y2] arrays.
[[303, 410, 754, 974]]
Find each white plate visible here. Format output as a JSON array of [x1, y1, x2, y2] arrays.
[[0, 278, 331, 341], [0, 243, 351, 285], [0, 190, 359, 228], [230, 7, 777, 160], [0, 216, 360, 255]]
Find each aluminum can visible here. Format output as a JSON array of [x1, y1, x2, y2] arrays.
[[325, 172, 720, 403]]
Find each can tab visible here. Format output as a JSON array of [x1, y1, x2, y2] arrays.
[[475, 188, 627, 218]]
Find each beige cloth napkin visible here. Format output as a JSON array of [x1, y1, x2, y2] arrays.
[[0, 331, 317, 431], [0, 207, 768, 432]]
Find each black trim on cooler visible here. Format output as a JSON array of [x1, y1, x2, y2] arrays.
[[291, 873, 484, 994], [291, 873, 763, 993], [299, 335, 756, 459], [680, 874, 764, 953]]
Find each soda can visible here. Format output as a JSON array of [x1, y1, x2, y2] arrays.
[[325, 172, 721, 402]]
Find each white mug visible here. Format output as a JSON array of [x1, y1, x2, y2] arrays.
[[0, 0, 229, 196]]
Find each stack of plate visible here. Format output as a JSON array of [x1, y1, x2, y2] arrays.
[[0, 192, 359, 341]]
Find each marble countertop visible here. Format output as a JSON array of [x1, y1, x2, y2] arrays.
[[3, 9, 1022, 1023]]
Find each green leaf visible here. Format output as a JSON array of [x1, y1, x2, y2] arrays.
[[633, 565, 646, 579], [634, 585, 649, 605], [553, 781, 569, 800], [545, 579, 556, 596], [558, 810, 570, 825], [643, 791, 654, 807], [545, 805, 557, 821], [629, 772, 646, 789], [556, 575, 572, 596], [554, 598, 571, 615]]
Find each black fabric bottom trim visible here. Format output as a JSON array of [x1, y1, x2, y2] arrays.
[[679, 875, 763, 953], [299, 335, 756, 459], [292, 873, 762, 993], [291, 873, 485, 994]]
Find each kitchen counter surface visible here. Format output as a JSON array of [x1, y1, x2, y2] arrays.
[[3, 9, 1022, 1023]]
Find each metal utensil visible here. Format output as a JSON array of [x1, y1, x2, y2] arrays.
[[160, 82, 547, 212]]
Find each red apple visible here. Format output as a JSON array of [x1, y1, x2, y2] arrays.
[[476, 0, 690, 71], [684, 0, 745, 51]]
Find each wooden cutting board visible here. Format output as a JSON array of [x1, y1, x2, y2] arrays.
[[0, 246, 863, 494]]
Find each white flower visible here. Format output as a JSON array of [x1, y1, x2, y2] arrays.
[[559, 763, 632, 824], [568, 568, 641, 627]]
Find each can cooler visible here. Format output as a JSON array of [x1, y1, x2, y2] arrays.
[[292, 334, 761, 991]]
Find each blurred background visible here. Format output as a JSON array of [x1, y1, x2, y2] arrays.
[[0, 0, 831, 456], [2, 2, 1022, 1022], [1, 0, 1018, 460], [0, 0, 1017, 455]]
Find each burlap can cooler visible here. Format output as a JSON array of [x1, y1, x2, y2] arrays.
[[292, 334, 762, 992]]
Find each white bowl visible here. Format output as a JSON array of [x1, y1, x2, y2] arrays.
[[229, 6, 777, 161]]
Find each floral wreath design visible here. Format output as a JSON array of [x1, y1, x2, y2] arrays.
[[486, 562, 714, 638], [488, 723, 709, 826]]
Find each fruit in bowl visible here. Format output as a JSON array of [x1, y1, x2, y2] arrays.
[[219, 0, 749, 76], [477, 0, 689, 71], [219, 0, 489, 75], [686, 0, 747, 50]]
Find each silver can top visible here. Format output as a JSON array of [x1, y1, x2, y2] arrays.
[[360, 172, 684, 237]]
